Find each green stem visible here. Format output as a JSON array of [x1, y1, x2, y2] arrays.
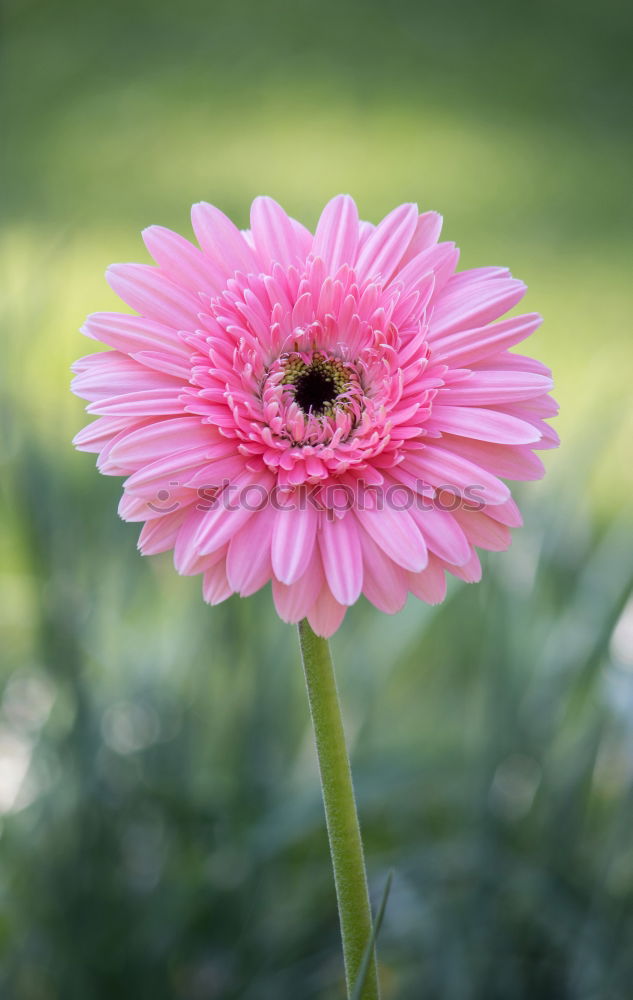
[[297, 619, 380, 999]]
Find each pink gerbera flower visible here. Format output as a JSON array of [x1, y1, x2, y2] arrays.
[[72, 196, 558, 636]]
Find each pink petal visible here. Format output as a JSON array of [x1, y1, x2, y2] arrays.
[[183, 454, 248, 489], [173, 507, 211, 574], [226, 507, 275, 596], [119, 490, 192, 523], [313, 194, 360, 274], [106, 263, 202, 329], [290, 217, 314, 258], [73, 416, 138, 453], [355, 505, 428, 572], [142, 225, 225, 295], [174, 511, 231, 577], [306, 582, 347, 637], [202, 560, 233, 605], [355, 203, 419, 283], [82, 312, 191, 357], [105, 417, 217, 469], [445, 267, 510, 289], [429, 277, 527, 338], [72, 351, 182, 402], [430, 313, 542, 366], [494, 396, 559, 420], [319, 513, 363, 605], [137, 508, 187, 555], [358, 529, 409, 613], [357, 220, 374, 248], [194, 469, 274, 556], [396, 211, 443, 269], [409, 505, 471, 566], [272, 551, 324, 623], [452, 506, 512, 551], [250, 196, 307, 269], [532, 423, 560, 450], [130, 351, 191, 380], [406, 444, 510, 505], [271, 497, 318, 585], [122, 445, 220, 498], [448, 549, 482, 583], [471, 351, 552, 377], [408, 555, 447, 604], [428, 405, 541, 444], [87, 388, 186, 417], [393, 243, 459, 302], [481, 496, 523, 527], [191, 202, 259, 277], [437, 370, 552, 406], [436, 435, 545, 482]]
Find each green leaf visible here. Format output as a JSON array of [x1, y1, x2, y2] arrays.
[[350, 871, 393, 1000]]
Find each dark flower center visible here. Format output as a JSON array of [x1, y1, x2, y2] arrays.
[[294, 367, 339, 414], [281, 353, 352, 416]]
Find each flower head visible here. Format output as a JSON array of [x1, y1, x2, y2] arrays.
[[73, 196, 558, 636]]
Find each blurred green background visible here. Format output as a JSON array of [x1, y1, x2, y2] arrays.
[[2, 0, 633, 997]]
